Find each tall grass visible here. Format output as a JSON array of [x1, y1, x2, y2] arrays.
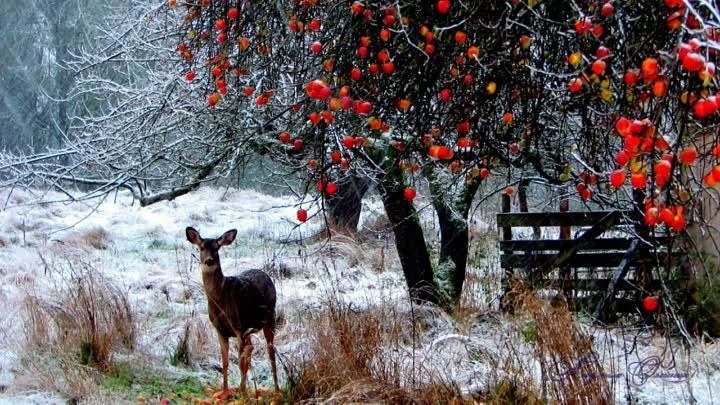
[[19, 256, 136, 399], [509, 283, 614, 405], [284, 282, 465, 404]]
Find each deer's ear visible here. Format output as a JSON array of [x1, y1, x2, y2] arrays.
[[217, 229, 237, 247], [186, 227, 202, 246]]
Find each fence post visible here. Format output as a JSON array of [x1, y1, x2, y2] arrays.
[[500, 193, 513, 311], [559, 188, 573, 306]]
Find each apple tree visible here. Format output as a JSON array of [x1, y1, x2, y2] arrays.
[[4, 0, 720, 316]]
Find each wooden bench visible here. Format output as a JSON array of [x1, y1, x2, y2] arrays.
[[497, 210, 665, 319]]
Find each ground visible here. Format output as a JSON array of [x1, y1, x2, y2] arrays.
[[0, 187, 717, 405]]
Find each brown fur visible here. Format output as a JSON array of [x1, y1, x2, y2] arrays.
[[186, 227, 279, 394]]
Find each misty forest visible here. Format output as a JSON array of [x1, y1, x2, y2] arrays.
[[1, 1, 720, 405]]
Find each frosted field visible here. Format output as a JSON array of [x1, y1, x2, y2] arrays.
[[0, 187, 716, 405]]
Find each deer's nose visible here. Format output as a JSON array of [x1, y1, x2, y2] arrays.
[[204, 258, 215, 266]]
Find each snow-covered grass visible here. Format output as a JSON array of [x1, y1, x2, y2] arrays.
[[0, 187, 717, 405]]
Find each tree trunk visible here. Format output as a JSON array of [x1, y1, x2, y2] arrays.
[[518, 180, 540, 239], [435, 204, 469, 305], [326, 174, 371, 232], [432, 178, 481, 306], [500, 192, 514, 311], [380, 169, 441, 306]]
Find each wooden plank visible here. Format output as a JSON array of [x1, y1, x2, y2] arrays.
[[502, 252, 628, 268], [496, 210, 633, 227], [532, 212, 623, 280], [573, 296, 641, 314], [592, 240, 640, 321], [500, 238, 634, 251], [501, 251, 662, 268], [535, 277, 659, 291]]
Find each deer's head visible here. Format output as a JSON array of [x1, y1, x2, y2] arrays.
[[186, 227, 237, 273]]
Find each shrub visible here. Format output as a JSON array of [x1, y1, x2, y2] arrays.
[[20, 258, 136, 398], [510, 285, 613, 405], [64, 226, 111, 250], [284, 292, 466, 405]]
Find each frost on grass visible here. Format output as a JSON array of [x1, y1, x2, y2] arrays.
[[0, 187, 717, 404]]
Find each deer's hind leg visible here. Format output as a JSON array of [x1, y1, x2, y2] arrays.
[[263, 327, 279, 392]]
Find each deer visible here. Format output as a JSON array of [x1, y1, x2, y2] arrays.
[[185, 227, 279, 396]]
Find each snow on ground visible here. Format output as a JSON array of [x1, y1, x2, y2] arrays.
[[0, 187, 717, 405]]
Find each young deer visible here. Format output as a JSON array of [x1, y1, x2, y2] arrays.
[[185, 227, 279, 395]]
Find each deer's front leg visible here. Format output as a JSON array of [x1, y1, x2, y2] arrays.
[[218, 333, 230, 395]]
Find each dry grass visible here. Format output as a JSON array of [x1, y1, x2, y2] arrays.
[[172, 316, 214, 367], [19, 257, 136, 399], [64, 226, 112, 250], [321, 232, 394, 274], [323, 233, 366, 268], [284, 289, 467, 405], [360, 211, 392, 235], [508, 283, 614, 405]]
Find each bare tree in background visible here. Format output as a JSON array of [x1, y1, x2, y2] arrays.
[[0, 0, 124, 153]]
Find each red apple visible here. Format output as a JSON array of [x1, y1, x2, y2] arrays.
[[568, 77, 583, 92], [436, 0, 450, 14], [311, 41, 322, 54], [642, 296, 659, 312], [440, 88, 452, 102], [456, 121, 470, 134], [643, 207, 659, 227], [325, 182, 338, 195], [382, 62, 395, 74], [591, 59, 607, 75], [519, 35, 531, 49], [601, 3, 614, 17], [308, 112, 321, 125], [615, 150, 631, 166], [331, 150, 341, 162], [680, 147, 698, 165], [297, 209, 308, 222], [351, 1, 364, 14], [624, 70, 639, 86], [682, 52, 705, 72], [208, 92, 221, 107], [631, 173, 647, 189], [595, 46, 610, 59], [575, 17, 592, 34], [351, 68, 362, 81], [641, 58, 659, 81], [610, 169, 626, 188]]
